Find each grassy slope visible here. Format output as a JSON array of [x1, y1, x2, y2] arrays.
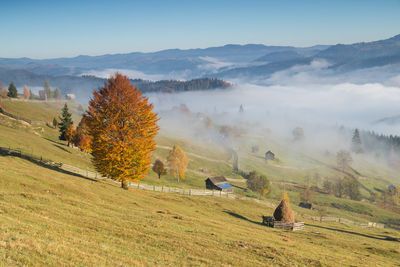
[[1, 100, 400, 226], [1, 156, 400, 266]]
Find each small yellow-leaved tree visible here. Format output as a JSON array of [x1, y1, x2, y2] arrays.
[[167, 145, 188, 182]]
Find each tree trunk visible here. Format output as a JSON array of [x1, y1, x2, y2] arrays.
[[158, 173, 161, 179], [121, 179, 129, 190]]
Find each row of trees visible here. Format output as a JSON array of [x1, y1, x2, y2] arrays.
[[0, 81, 62, 100], [323, 176, 361, 200], [0, 82, 18, 98]]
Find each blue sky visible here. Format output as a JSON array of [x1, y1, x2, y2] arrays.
[[1, 0, 399, 58]]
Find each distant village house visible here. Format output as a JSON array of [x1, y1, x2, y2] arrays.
[[38, 90, 47, 101], [265, 150, 275, 161], [66, 93, 76, 101]]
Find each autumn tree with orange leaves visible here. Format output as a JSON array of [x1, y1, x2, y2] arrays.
[[23, 85, 30, 100], [65, 125, 76, 147], [167, 145, 188, 182], [74, 116, 92, 152], [86, 73, 159, 189]]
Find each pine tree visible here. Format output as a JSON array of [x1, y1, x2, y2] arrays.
[[351, 129, 362, 153], [167, 145, 188, 182], [52, 117, 58, 128], [7, 82, 18, 98], [59, 103, 73, 141], [86, 73, 159, 189]]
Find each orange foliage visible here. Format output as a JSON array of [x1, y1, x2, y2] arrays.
[[167, 145, 188, 182], [74, 116, 92, 152], [86, 73, 159, 188], [65, 125, 76, 147], [23, 85, 30, 100]]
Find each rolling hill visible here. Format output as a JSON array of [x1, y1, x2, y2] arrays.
[[0, 100, 400, 266]]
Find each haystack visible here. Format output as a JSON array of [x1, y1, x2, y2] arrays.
[[273, 199, 294, 223]]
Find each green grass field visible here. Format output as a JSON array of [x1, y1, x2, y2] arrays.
[[1, 156, 399, 266], [0, 100, 400, 265]]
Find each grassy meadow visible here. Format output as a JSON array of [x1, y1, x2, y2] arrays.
[[0, 99, 399, 266]]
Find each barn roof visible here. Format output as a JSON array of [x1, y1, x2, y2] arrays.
[[207, 176, 227, 184], [219, 183, 233, 189]]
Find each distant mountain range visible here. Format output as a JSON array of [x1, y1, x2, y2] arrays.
[[0, 34, 399, 97]]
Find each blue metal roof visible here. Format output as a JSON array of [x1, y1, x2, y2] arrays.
[[219, 183, 233, 189]]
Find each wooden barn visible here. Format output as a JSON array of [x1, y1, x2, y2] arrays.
[[205, 176, 234, 193], [265, 150, 275, 161]]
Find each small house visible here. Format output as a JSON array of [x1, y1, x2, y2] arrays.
[[265, 150, 275, 161], [38, 90, 47, 101], [205, 176, 234, 193], [66, 93, 76, 101]]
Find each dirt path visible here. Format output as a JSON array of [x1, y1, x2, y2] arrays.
[[157, 145, 231, 165]]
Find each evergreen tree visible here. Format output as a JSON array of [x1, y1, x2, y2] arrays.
[[52, 117, 58, 128], [59, 103, 73, 141], [239, 104, 244, 113], [352, 129, 362, 153], [7, 82, 18, 98], [29, 90, 34, 100]]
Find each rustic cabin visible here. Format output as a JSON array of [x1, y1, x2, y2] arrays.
[[205, 176, 234, 193], [38, 90, 47, 101], [265, 150, 275, 161]]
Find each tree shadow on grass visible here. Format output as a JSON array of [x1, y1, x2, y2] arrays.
[[223, 210, 264, 226], [43, 137, 64, 145], [0, 146, 97, 183], [52, 144, 72, 154], [306, 223, 400, 242]]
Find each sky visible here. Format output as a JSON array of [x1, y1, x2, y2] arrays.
[[1, 0, 400, 59]]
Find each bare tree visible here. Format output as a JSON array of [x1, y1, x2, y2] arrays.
[[336, 150, 353, 173]]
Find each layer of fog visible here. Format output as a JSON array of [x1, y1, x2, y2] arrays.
[[142, 59, 400, 172], [149, 82, 400, 135]]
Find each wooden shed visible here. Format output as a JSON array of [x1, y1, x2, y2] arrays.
[[265, 150, 275, 161], [205, 176, 234, 193]]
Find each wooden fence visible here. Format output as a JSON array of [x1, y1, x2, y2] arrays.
[[0, 106, 32, 124], [273, 221, 305, 231]]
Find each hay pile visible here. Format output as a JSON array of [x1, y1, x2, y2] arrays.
[[273, 199, 294, 223]]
